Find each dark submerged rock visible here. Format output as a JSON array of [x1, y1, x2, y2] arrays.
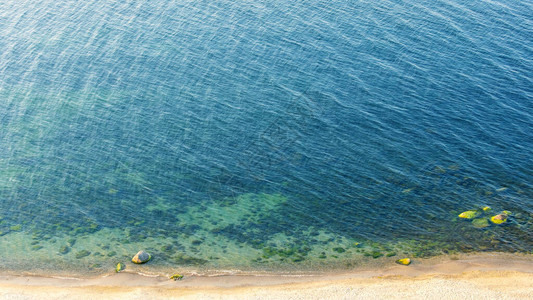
[[75, 250, 91, 259]]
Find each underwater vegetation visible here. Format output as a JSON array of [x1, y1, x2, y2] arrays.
[[0, 163, 531, 273]]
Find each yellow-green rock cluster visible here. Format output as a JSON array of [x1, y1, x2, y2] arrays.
[[458, 207, 511, 228]]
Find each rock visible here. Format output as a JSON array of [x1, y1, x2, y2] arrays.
[[161, 245, 173, 252], [116, 262, 125, 273], [333, 247, 345, 253], [132, 250, 151, 264], [396, 258, 411, 265], [369, 251, 383, 259], [482, 206, 491, 212], [490, 214, 508, 225], [170, 274, 184, 281], [75, 250, 91, 259], [59, 245, 70, 254], [472, 218, 489, 228], [458, 210, 479, 219]]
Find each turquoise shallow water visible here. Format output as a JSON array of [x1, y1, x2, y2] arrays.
[[0, 0, 532, 274]]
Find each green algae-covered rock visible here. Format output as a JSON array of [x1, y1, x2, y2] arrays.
[[75, 250, 91, 259], [482, 206, 491, 212], [59, 245, 70, 254], [333, 247, 346, 253], [396, 258, 411, 265], [490, 213, 508, 225], [458, 210, 479, 219], [472, 218, 489, 228], [116, 262, 125, 273], [9, 224, 22, 231], [161, 244, 173, 252], [170, 274, 183, 281], [132, 250, 151, 264], [370, 251, 383, 259]]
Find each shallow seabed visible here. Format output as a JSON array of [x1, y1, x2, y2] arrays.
[[1, 182, 532, 276]]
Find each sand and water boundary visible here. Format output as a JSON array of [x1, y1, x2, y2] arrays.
[[0, 252, 531, 299]]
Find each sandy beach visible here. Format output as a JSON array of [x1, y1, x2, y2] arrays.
[[0, 253, 531, 299]]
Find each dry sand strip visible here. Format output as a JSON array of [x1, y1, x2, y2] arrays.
[[0, 254, 532, 300], [0, 271, 532, 300]]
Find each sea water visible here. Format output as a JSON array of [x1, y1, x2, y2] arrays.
[[0, 0, 532, 275]]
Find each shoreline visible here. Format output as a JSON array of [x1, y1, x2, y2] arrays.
[[0, 252, 532, 299]]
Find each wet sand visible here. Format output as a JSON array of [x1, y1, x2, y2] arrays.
[[0, 253, 532, 299]]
